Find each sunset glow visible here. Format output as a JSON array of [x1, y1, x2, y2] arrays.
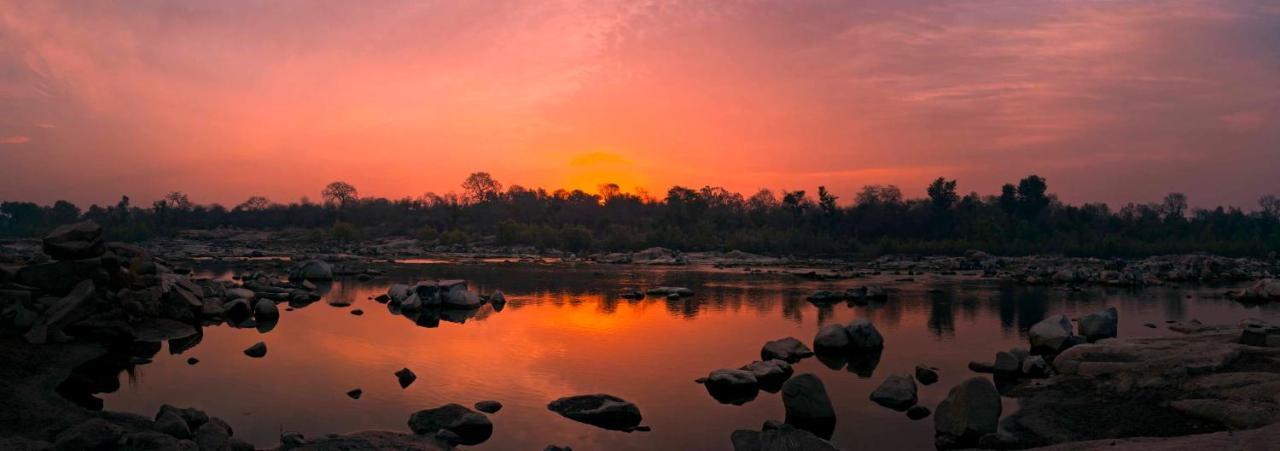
[[1, 1, 1277, 207]]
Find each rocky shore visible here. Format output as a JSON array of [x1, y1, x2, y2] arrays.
[[2, 223, 1279, 450]]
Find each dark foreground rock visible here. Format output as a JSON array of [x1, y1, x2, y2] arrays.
[[547, 394, 643, 431], [869, 374, 917, 411], [934, 377, 1002, 449], [762, 337, 814, 363], [782, 374, 836, 439], [731, 421, 841, 451], [408, 403, 493, 446]]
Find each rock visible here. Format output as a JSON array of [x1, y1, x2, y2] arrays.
[[781, 374, 836, 439], [1231, 278, 1280, 302], [705, 369, 760, 405], [475, 400, 502, 413], [547, 394, 643, 431], [407, 403, 493, 445], [253, 298, 279, 321], [24, 279, 95, 344], [193, 418, 242, 451], [396, 368, 417, 388], [153, 409, 192, 438], [730, 422, 839, 451], [968, 361, 995, 373], [1079, 307, 1119, 342], [281, 431, 307, 447], [350, 308, 363, 316], [543, 446, 573, 451], [290, 260, 333, 281], [443, 288, 482, 309], [806, 290, 843, 303], [993, 351, 1021, 375], [812, 324, 850, 351], [120, 431, 188, 450], [43, 221, 105, 260], [740, 359, 794, 390], [347, 389, 362, 399], [16, 259, 103, 295], [646, 286, 693, 297], [223, 298, 253, 322], [907, 405, 932, 420], [52, 418, 124, 451], [243, 342, 267, 358], [187, 358, 199, 365], [761, 337, 814, 363], [846, 318, 885, 350], [225, 288, 255, 301], [0, 436, 52, 451], [916, 365, 940, 385], [1021, 355, 1051, 378], [934, 377, 1002, 449], [1029, 315, 1075, 354], [489, 290, 506, 305], [870, 374, 918, 411]]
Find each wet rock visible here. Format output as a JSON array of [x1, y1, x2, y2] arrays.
[[730, 422, 839, 451], [1029, 315, 1076, 354], [121, 431, 189, 450], [870, 374, 918, 411], [396, 368, 417, 388], [24, 279, 96, 344], [781, 374, 836, 439], [281, 431, 307, 447], [846, 318, 884, 350], [543, 446, 573, 451], [475, 400, 502, 413], [153, 409, 192, 438], [812, 324, 849, 351], [1021, 355, 1051, 378], [407, 403, 493, 445], [187, 357, 199, 365], [225, 288, 255, 301], [387, 284, 410, 303], [740, 359, 794, 391], [705, 369, 760, 405], [253, 298, 279, 321], [43, 221, 105, 261], [347, 389, 363, 399], [223, 298, 252, 322], [907, 405, 932, 420], [934, 377, 1002, 449], [1079, 307, 1119, 342], [443, 287, 482, 309], [993, 351, 1021, 376], [489, 290, 506, 305], [290, 259, 333, 281], [350, 308, 363, 316], [646, 286, 693, 297], [52, 418, 124, 451], [916, 365, 940, 385], [1239, 319, 1280, 347], [547, 394, 643, 431], [761, 337, 814, 363], [968, 361, 995, 373], [243, 342, 267, 358]]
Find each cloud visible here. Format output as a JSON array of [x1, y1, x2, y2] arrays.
[[0, 135, 30, 144]]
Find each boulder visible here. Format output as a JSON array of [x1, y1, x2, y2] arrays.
[[740, 359, 794, 390], [846, 318, 885, 350], [704, 369, 760, 405], [1232, 279, 1280, 302], [1029, 315, 1075, 354], [915, 365, 940, 385], [781, 374, 836, 439], [1079, 307, 1119, 342], [907, 405, 932, 420], [52, 418, 124, 451], [869, 374, 918, 411], [934, 377, 1002, 449], [121, 431, 189, 450], [43, 221, 105, 260], [812, 324, 850, 351], [153, 409, 192, 438], [474, 400, 502, 413], [223, 298, 253, 322], [547, 394, 643, 431], [730, 422, 839, 451], [1021, 355, 1051, 378], [347, 389, 362, 399], [253, 298, 279, 321], [16, 259, 104, 295], [489, 290, 506, 305], [24, 279, 95, 344], [290, 260, 333, 281], [396, 368, 417, 388], [443, 288, 482, 309], [407, 403, 493, 446], [993, 351, 1020, 375], [646, 286, 693, 297], [761, 337, 814, 363], [243, 342, 267, 358], [225, 288, 255, 301]]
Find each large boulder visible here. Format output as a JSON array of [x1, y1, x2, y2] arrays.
[[781, 374, 836, 439], [740, 359, 794, 391], [1078, 307, 1119, 342], [547, 394, 642, 431], [846, 318, 885, 350], [43, 221, 105, 261], [704, 369, 760, 405], [407, 403, 493, 446], [290, 260, 333, 281], [1029, 315, 1075, 354], [387, 284, 411, 303], [24, 279, 96, 344], [869, 374, 918, 411], [934, 377, 1002, 449], [730, 422, 839, 451], [52, 418, 124, 451], [443, 287, 482, 309], [762, 337, 814, 363], [253, 298, 279, 321], [812, 324, 850, 351]]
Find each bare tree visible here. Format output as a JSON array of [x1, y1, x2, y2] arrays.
[[461, 172, 502, 204], [236, 196, 271, 211], [322, 181, 359, 207]]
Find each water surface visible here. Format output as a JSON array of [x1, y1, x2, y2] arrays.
[[100, 264, 1280, 450]]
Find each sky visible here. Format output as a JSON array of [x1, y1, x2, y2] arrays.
[[1, 0, 1277, 208]]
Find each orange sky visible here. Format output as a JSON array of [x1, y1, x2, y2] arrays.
[[1, 1, 1277, 208]]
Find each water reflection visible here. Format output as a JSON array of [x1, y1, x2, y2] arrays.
[[96, 264, 1280, 450]]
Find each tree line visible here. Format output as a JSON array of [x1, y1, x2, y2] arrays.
[[3, 172, 1280, 257]]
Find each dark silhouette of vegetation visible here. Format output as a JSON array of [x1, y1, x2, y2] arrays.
[[3, 172, 1279, 257]]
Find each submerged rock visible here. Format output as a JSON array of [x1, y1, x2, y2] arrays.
[[407, 403, 493, 445], [396, 368, 417, 388], [781, 374, 836, 439], [870, 374, 918, 411], [761, 337, 814, 363], [243, 342, 267, 358], [547, 394, 643, 431], [475, 400, 502, 414]]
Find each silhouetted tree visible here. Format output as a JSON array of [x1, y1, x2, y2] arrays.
[[927, 177, 959, 210], [461, 172, 503, 204], [322, 181, 359, 207]]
